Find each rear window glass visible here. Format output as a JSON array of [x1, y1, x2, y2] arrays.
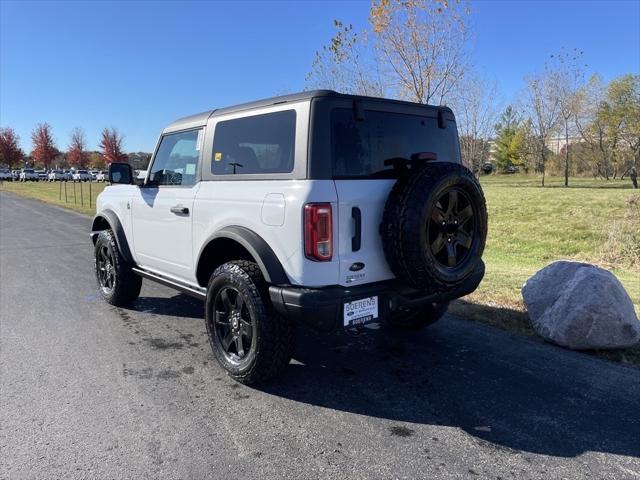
[[212, 110, 296, 175], [330, 108, 460, 178]]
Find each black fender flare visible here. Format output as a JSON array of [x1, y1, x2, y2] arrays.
[[90, 209, 135, 264], [198, 226, 290, 285]]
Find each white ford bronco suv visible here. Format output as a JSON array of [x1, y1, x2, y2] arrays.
[[91, 91, 487, 384]]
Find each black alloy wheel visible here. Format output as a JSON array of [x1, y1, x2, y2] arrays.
[[428, 187, 476, 269], [212, 286, 255, 364], [96, 243, 116, 294]]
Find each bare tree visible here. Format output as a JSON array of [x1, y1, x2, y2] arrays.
[[524, 71, 560, 187], [67, 127, 89, 168], [453, 74, 500, 173], [307, 0, 470, 106], [370, 0, 470, 105], [548, 49, 586, 186], [620, 75, 640, 172], [0, 127, 24, 168], [306, 20, 386, 97], [574, 74, 610, 178], [99, 127, 127, 164]]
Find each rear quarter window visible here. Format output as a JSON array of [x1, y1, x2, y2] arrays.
[[331, 108, 460, 178], [212, 110, 296, 175]]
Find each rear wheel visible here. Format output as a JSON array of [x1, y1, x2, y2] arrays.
[[387, 301, 449, 330], [94, 229, 141, 306], [205, 260, 294, 385]]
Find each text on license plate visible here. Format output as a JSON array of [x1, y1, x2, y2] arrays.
[[343, 296, 378, 327]]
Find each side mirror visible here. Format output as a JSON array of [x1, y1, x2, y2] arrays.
[[109, 162, 133, 185]]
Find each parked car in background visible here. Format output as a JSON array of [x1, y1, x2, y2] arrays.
[[95, 171, 107, 182], [48, 170, 70, 181], [135, 169, 147, 181], [89, 170, 99, 181], [36, 170, 48, 181], [72, 169, 92, 182], [0, 168, 13, 181], [19, 169, 39, 181], [505, 166, 520, 174]]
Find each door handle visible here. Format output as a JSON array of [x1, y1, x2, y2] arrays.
[[352, 207, 361, 252], [170, 205, 189, 215]]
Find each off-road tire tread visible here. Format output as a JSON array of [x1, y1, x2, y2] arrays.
[[206, 260, 294, 385], [381, 162, 487, 290], [94, 229, 142, 306]]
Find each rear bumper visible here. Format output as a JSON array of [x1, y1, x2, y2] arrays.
[[269, 261, 485, 332]]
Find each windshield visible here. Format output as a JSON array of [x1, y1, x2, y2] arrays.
[[330, 108, 460, 178], [24, 169, 34, 173], [78, 170, 88, 174]]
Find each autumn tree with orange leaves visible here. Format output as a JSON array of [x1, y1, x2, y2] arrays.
[[0, 127, 24, 168], [99, 127, 128, 164], [31, 123, 58, 168], [67, 128, 89, 168]]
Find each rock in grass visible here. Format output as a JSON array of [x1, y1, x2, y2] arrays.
[[522, 261, 640, 350]]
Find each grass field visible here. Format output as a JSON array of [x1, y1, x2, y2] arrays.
[[0, 180, 106, 216], [452, 174, 640, 366], [2, 175, 639, 365]]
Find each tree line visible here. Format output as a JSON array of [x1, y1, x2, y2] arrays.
[[0, 124, 151, 171], [493, 62, 638, 185], [305, 0, 639, 186]]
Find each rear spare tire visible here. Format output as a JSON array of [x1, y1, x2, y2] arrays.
[[381, 162, 487, 291]]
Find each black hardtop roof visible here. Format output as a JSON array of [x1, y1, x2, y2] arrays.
[[163, 90, 452, 133]]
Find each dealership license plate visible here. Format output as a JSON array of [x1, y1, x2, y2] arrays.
[[343, 296, 379, 327]]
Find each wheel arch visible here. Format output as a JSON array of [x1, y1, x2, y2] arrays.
[[90, 210, 134, 264], [196, 226, 290, 288]]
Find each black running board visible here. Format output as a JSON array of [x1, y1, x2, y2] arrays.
[[132, 267, 207, 300]]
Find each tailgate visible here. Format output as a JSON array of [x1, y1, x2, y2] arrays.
[[333, 179, 396, 287]]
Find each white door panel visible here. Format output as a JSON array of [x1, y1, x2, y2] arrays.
[[131, 184, 199, 282]]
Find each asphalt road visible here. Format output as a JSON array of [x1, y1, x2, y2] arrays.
[[1, 191, 639, 480]]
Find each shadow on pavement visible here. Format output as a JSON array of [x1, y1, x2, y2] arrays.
[[120, 293, 639, 459], [129, 293, 204, 320], [261, 318, 640, 459]]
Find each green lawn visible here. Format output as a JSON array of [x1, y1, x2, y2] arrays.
[[0, 180, 106, 216], [453, 174, 640, 367], [2, 175, 639, 365], [471, 175, 639, 314]]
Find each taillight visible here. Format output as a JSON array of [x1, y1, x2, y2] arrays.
[[304, 203, 333, 261]]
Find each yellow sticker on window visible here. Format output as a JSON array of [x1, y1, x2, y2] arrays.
[[214, 152, 222, 161]]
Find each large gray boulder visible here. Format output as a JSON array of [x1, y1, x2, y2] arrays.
[[522, 261, 640, 350]]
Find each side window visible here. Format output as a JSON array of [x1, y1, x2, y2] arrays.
[[148, 129, 202, 186], [212, 110, 296, 175]]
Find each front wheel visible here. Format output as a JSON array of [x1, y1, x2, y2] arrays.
[[94, 229, 142, 306], [205, 260, 294, 385], [386, 301, 449, 330]]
